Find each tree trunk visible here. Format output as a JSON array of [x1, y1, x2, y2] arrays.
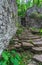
[[0, 0, 18, 55]]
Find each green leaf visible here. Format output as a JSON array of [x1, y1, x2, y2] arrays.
[[10, 50, 21, 61], [10, 56, 19, 65], [13, 58, 19, 65], [2, 61, 7, 65], [0, 61, 3, 65], [15, 54, 21, 61], [2, 51, 9, 61], [0, 61, 7, 65], [0, 50, 24, 65]]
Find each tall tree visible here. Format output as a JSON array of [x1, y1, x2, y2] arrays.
[[0, 0, 18, 55]]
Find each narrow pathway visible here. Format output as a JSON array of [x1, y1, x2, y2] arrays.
[[8, 29, 42, 65], [18, 29, 42, 65], [21, 29, 42, 65]]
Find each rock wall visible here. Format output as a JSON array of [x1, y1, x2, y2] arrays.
[[0, 0, 18, 55], [25, 6, 42, 28]]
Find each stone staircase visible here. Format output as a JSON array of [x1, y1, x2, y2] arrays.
[[19, 29, 42, 65], [21, 29, 42, 65], [8, 29, 42, 65]]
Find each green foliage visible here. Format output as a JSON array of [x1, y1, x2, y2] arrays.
[[2, 51, 10, 61], [16, 0, 27, 16], [33, 0, 39, 6], [20, 50, 33, 65], [16, 28, 23, 35], [16, 26, 24, 36], [0, 50, 24, 65], [38, 0, 42, 7], [0, 61, 7, 65], [16, 0, 42, 17], [30, 27, 42, 35], [39, 29, 42, 35]]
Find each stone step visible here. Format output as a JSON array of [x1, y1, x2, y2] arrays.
[[20, 39, 32, 42], [32, 41, 42, 47], [32, 38, 42, 42], [28, 35, 35, 37], [28, 61, 38, 65], [22, 30, 30, 34], [14, 43, 21, 48], [33, 54, 42, 63], [13, 38, 19, 41], [29, 36, 41, 39], [31, 30, 39, 34], [7, 43, 21, 50], [28, 64, 35, 65], [22, 42, 33, 47], [30, 28, 39, 34], [19, 37, 29, 40], [32, 47, 42, 52], [19, 36, 40, 40], [20, 39, 42, 43], [21, 33, 33, 37]]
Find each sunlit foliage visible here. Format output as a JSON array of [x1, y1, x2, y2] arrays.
[[16, 0, 42, 16]]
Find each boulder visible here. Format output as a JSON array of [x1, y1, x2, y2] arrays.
[[25, 6, 42, 28]]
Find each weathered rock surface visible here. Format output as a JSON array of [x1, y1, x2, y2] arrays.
[[32, 47, 42, 52], [0, 0, 18, 55], [28, 60, 38, 65], [22, 42, 33, 47], [32, 41, 42, 47], [29, 36, 40, 39], [28, 62, 38, 65], [32, 38, 42, 42], [19, 29, 41, 40], [33, 54, 42, 63], [25, 6, 42, 28]]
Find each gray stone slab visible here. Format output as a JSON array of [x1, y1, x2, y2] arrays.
[[33, 54, 42, 63], [29, 36, 40, 39], [22, 42, 33, 47], [14, 43, 21, 48], [28, 64, 35, 65], [28, 63, 37, 65], [32, 38, 42, 42], [28, 60, 38, 65], [19, 36, 40, 40], [33, 41, 42, 46], [32, 47, 42, 52]]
